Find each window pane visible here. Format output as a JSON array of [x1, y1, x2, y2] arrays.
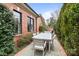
[[27, 17, 34, 32], [13, 10, 22, 34]]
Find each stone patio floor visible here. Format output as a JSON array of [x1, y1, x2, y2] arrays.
[[15, 35, 67, 56]]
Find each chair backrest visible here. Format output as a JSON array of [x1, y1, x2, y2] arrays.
[[33, 33, 37, 36], [51, 32, 55, 40], [33, 32, 39, 36], [34, 40, 45, 46], [36, 32, 39, 34], [53, 34, 56, 40]]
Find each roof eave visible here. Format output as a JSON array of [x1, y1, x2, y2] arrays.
[[15, 3, 39, 17]]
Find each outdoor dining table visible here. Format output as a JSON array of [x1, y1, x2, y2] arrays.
[[32, 31, 53, 52]]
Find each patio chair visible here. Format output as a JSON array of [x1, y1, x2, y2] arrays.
[[50, 32, 55, 50], [33, 32, 39, 36], [33, 33, 37, 36], [33, 40, 47, 56], [36, 32, 39, 34]]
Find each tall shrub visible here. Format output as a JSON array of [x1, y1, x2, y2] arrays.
[[39, 26, 47, 32], [0, 4, 15, 55], [56, 4, 79, 55]]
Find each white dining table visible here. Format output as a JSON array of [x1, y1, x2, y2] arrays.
[[32, 31, 52, 52]]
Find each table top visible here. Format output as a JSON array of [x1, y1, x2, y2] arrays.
[[32, 32, 52, 41]]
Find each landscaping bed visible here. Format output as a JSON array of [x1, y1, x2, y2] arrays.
[[9, 34, 33, 56]]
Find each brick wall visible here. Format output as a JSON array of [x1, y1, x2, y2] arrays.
[[3, 3, 38, 46], [37, 17, 42, 32]]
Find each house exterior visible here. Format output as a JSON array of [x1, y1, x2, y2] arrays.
[[2, 3, 44, 43], [37, 15, 46, 32]]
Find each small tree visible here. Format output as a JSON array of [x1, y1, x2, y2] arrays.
[[47, 12, 58, 31], [39, 26, 47, 32], [0, 4, 15, 55]]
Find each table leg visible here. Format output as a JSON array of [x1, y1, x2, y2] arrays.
[[49, 41, 51, 52]]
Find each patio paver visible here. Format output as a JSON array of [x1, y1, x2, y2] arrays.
[[15, 35, 67, 56]]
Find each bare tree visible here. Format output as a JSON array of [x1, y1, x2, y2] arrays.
[[48, 10, 59, 28]]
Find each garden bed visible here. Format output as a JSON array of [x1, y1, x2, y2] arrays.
[[9, 34, 33, 56], [9, 41, 32, 56]]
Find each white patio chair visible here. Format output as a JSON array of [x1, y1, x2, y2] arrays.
[[50, 32, 55, 50], [36, 32, 39, 34], [33, 33, 37, 36], [33, 40, 47, 56], [33, 32, 39, 36]]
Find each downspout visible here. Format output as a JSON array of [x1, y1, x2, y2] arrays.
[[35, 16, 39, 33], [36, 15, 41, 33], [36, 17, 37, 33]]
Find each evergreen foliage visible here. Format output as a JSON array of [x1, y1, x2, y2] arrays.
[[56, 4, 79, 55], [0, 4, 15, 55]]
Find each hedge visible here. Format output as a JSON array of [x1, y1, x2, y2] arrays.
[[56, 3, 79, 55], [39, 26, 47, 32], [0, 4, 16, 55]]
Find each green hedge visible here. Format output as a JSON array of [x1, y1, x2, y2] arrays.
[[0, 4, 15, 55], [39, 26, 47, 32], [56, 4, 79, 55]]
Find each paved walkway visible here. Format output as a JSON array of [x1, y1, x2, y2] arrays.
[[15, 35, 67, 56]]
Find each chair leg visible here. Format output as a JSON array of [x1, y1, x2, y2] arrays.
[[43, 51, 44, 56], [51, 41, 54, 50], [34, 51, 35, 56], [43, 50, 44, 56], [49, 42, 51, 52], [34, 49, 35, 56]]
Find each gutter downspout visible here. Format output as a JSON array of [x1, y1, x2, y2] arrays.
[[36, 17, 37, 33], [35, 16, 39, 34]]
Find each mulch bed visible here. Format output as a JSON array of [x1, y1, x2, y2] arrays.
[[9, 40, 33, 56]]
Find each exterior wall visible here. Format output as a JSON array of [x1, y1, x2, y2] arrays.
[[4, 3, 36, 35], [37, 17, 42, 32], [3, 3, 37, 46]]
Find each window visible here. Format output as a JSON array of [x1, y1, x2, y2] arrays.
[[27, 16, 34, 32], [13, 10, 22, 34]]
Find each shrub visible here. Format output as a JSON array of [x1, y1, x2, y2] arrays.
[[0, 4, 16, 55], [39, 26, 47, 32], [56, 3, 79, 55], [18, 34, 32, 48]]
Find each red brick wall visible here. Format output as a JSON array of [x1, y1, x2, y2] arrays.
[[37, 17, 42, 32], [3, 3, 37, 46], [4, 3, 37, 34]]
